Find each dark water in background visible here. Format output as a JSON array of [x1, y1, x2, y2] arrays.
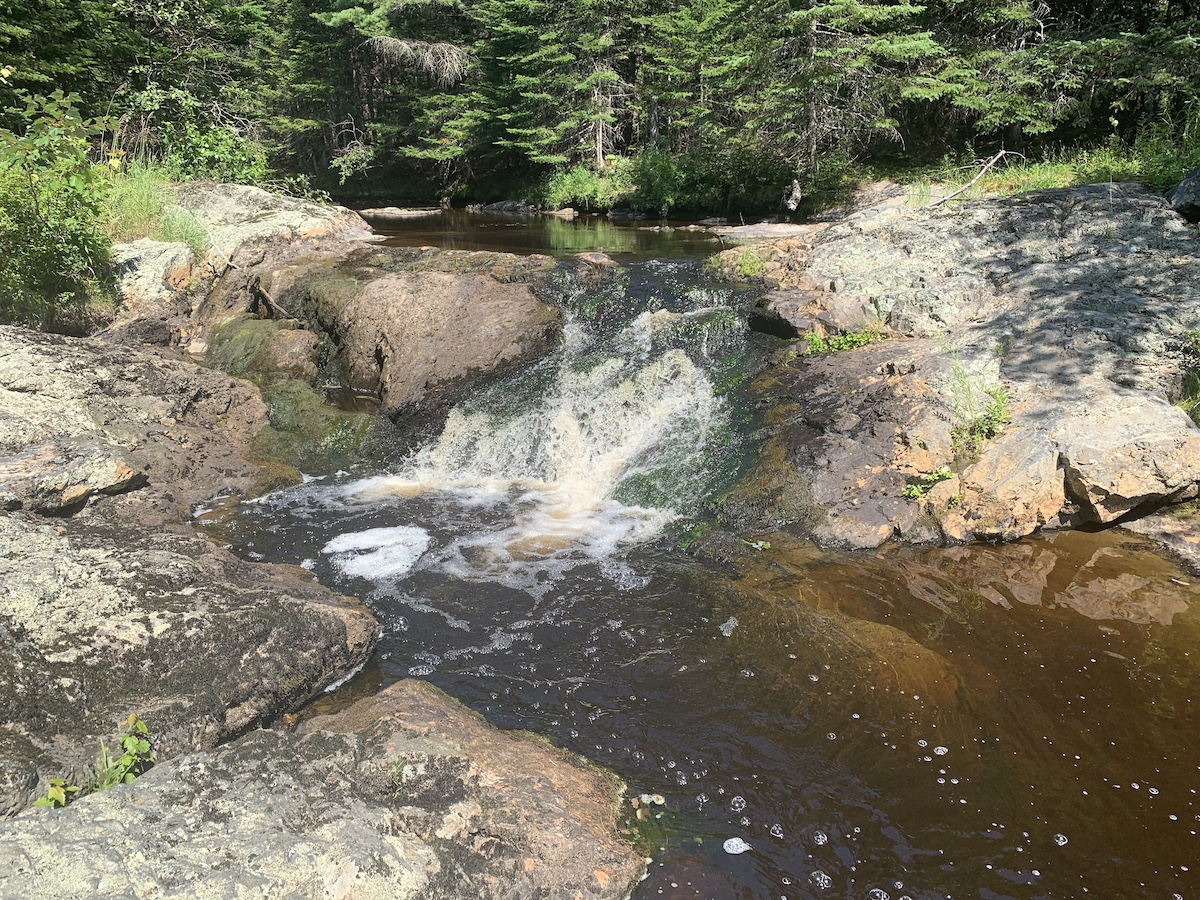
[[205, 215, 1199, 899], [369, 208, 727, 257]]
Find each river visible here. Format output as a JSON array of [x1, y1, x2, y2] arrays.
[[202, 211, 1198, 900]]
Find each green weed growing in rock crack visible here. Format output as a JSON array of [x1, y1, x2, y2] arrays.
[[1175, 329, 1200, 425], [32, 714, 154, 809], [902, 466, 954, 499], [947, 357, 1009, 459], [803, 327, 885, 354]]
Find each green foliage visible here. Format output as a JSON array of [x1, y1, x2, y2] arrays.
[[619, 793, 679, 855], [803, 328, 885, 353], [949, 363, 1009, 458], [31, 715, 154, 810], [32, 777, 81, 809], [902, 465, 954, 499], [733, 247, 768, 278], [160, 122, 270, 185], [1176, 329, 1200, 425], [540, 159, 633, 211], [90, 714, 155, 792], [0, 84, 114, 331]]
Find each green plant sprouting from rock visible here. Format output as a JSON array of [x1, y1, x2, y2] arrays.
[[33, 714, 155, 809], [803, 327, 886, 354], [947, 356, 1010, 458], [902, 466, 954, 499]]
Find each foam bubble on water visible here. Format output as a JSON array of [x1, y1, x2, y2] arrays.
[[812, 830, 829, 845], [810, 871, 833, 889], [1053, 833, 1068, 846], [869, 890, 890, 900], [723, 837, 752, 855], [407, 664, 435, 677], [322, 525, 431, 578], [771, 824, 785, 838], [934, 746, 948, 755], [719, 617, 739, 637], [730, 795, 747, 812]]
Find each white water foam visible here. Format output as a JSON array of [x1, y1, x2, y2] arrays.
[[322, 525, 432, 578]]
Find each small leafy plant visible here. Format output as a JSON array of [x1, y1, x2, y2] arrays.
[[803, 327, 885, 354], [32, 778, 81, 809], [31, 714, 154, 809], [902, 465, 954, 499], [91, 713, 154, 791]]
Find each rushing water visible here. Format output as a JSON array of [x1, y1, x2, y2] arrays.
[[205, 215, 1199, 900]]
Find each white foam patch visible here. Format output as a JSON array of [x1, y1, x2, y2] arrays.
[[322, 525, 432, 579]]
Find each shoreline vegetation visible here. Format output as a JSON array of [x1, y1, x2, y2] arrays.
[[2, 0, 1200, 329]]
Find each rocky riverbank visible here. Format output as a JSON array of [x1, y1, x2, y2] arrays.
[[0, 188, 643, 898], [714, 180, 1200, 555]]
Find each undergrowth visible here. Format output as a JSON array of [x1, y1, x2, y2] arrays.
[[33, 714, 154, 809]]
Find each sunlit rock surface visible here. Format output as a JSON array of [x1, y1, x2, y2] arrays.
[[0, 681, 643, 900]]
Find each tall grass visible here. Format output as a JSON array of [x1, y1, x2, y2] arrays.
[[103, 164, 208, 257], [901, 126, 1200, 206]]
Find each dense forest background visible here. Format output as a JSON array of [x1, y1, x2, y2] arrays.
[[2, 0, 1199, 213]]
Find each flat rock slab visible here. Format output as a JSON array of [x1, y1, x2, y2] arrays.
[[0, 511, 378, 815], [0, 326, 276, 523], [0, 680, 643, 900], [728, 183, 1200, 546]]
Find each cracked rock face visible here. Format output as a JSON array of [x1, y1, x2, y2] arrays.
[[0, 681, 643, 900], [724, 184, 1200, 547]]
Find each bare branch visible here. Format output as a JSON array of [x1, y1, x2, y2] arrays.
[[365, 35, 470, 87]]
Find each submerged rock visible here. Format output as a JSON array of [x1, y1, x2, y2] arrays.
[[0, 680, 643, 899]]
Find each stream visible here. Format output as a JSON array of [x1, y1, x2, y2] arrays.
[[203, 212, 1198, 900]]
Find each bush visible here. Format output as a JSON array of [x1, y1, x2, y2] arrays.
[[539, 158, 633, 210], [160, 122, 270, 185], [0, 88, 115, 332]]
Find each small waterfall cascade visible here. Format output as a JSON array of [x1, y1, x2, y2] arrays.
[[319, 264, 749, 592]]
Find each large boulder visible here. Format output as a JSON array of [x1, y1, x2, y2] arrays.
[[1168, 166, 1200, 222], [724, 183, 1200, 546], [0, 326, 277, 522], [290, 249, 563, 422], [0, 680, 644, 900], [0, 324, 380, 814], [0, 512, 378, 816], [106, 183, 376, 351]]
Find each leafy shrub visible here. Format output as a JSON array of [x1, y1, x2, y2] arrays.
[[0, 87, 115, 332], [160, 122, 270, 185], [539, 158, 633, 210]]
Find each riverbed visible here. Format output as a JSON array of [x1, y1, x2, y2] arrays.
[[205, 211, 1198, 900]]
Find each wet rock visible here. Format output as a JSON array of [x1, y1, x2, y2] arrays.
[[749, 288, 879, 339], [943, 425, 1065, 540], [1120, 501, 1200, 573], [358, 206, 442, 224], [726, 339, 999, 549], [300, 269, 561, 421], [0, 681, 643, 900], [475, 199, 534, 216], [1168, 166, 1200, 222]]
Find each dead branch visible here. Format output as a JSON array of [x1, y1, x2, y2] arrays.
[[927, 150, 1013, 207], [366, 36, 470, 87]]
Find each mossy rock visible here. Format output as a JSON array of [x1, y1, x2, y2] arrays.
[[205, 315, 282, 377], [251, 378, 379, 471]]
